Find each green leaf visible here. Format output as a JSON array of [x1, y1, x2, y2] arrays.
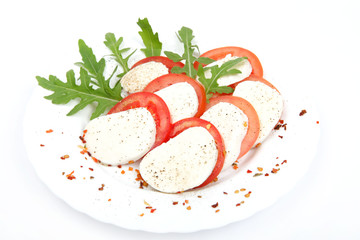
[[104, 33, 135, 74], [37, 69, 121, 120], [197, 57, 215, 65], [164, 51, 183, 62], [197, 57, 248, 102], [137, 18, 162, 57], [78, 39, 103, 79]]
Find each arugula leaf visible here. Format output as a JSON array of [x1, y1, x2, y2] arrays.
[[197, 57, 248, 102], [37, 39, 123, 120], [137, 18, 162, 57], [104, 33, 136, 78], [164, 27, 214, 79], [37, 69, 121, 120]]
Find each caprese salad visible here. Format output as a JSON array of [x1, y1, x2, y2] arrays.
[[37, 18, 284, 194]]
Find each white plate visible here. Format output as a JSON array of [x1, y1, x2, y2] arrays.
[[23, 81, 320, 232]]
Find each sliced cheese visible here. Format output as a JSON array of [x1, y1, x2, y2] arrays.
[[201, 102, 248, 169], [84, 108, 156, 165], [233, 81, 283, 145], [204, 54, 252, 86], [154, 82, 199, 123], [140, 127, 218, 193], [120, 61, 168, 94]]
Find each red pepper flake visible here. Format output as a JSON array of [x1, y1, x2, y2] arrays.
[[234, 190, 240, 194], [215, 209, 220, 213], [276, 164, 279, 167], [98, 184, 105, 191], [128, 160, 135, 164], [211, 202, 219, 208], [128, 167, 133, 171], [299, 109, 307, 116], [40, 144, 45, 147], [255, 143, 261, 148], [245, 191, 252, 198], [150, 208, 156, 213], [139, 213, 144, 217], [66, 171, 76, 180], [173, 201, 179, 205], [247, 169, 252, 173], [108, 199, 111, 202], [278, 135, 283, 139], [213, 177, 218, 182], [281, 160, 288, 165], [62, 172, 65, 175], [240, 188, 246, 191], [279, 120, 284, 124], [79, 135, 86, 144], [60, 154, 69, 160], [92, 157, 99, 163], [186, 206, 191, 210], [271, 168, 279, 174], [265, 173, 269, 176], [89, 168, 94, 171], [117, 165, 122, 168], [46, 129, 53, 133], [121, 170, 125, 174], [257, 167, 263, 172], [232, 162, 239, 170], [90, 176, 94, 179], [197, 195, 202, 198], [236, 203, 241, 207], [316, 121, 320, 124], [185, 200, 189, 204], [145, 206, 152, 209], [223, 192, 228, 195]]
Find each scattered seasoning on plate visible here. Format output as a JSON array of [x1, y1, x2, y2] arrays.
[[223, 192, 228, 195], [257, 167, 263, 172], [197, 195, 202, 198], [98, 184, 105, 191], [62, 172, 65, 175], [66, 171, 76, 180], [60, 154, 69, 160], [211, 202, 219, 208], [236, 201, 245, 207], [46, 129, 53, 133], [299, 109, 307, 116], [234, 190, 240, 194], [173, 201, 179, 205], [253, 173, 263, 177], [244, 191, 252, 198], [265, 173, 269, 176], [128, 167, 133, 171], [89, 168, 94, 171], [215, 209, 220, 213], [90, 176, 94, 179], [139, 213, 144, 217], [247, 169, 252, 173], [40, 144, 45, 147], [186, 206, 191, 210], [281, 160, 287, 165], [271, 168, 280, 174], [240, 188, 246, 192], [150, 208, 156, 213], [316, 121, 320, 124], [278, 135, 283, 139]]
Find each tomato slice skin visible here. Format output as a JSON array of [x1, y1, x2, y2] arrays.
[[231, 75, 280, 93], [205, 95, 260, 159], [131, 56, 184, 72], [169, 117, 225, 189], [195, 46, 263, 77], [143, 73, 207, 118], [108, 92, 172, 149]]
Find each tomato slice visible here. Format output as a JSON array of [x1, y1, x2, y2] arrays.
[[108, 92, 172, 149], [205, 95, 260, 159], [231, 75, 280, 93], [143, 73, 207, 118], [195, 46, 263, 77], [131, 56, 184, 72], [169, 118, 225, 189]]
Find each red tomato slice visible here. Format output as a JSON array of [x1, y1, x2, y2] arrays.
[[231, 75, 280, 93], [108, 92, 172, 149], [195, 46, 263, 77], [205, 95, 260, 159], [169, 118, 226, 189], [131, 56, 184, 72], [143, 73, 207, 118]]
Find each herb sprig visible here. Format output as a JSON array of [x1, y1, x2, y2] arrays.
[[164, 27, 214, 78], [197, 57, 248, 102], [137, 18, 162, 57]]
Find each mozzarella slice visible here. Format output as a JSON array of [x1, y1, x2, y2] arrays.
[[84, 108, 156, 165], [154, 82, 199, 123], [201, 102, 248, 169], [204, 54, 252, 86], [120, 61, 168, 94], [140, 127, 218, 193], [233, 81, 283, 145]]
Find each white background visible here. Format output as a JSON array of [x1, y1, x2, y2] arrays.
[[1, 0, 359, 239]]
